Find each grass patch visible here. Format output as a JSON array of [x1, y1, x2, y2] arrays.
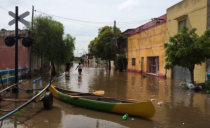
[[14, 108, 24, 116], [1, 74, 12, 79], [142, 75, 147, 78]]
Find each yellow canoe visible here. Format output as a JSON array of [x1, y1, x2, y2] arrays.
[[48, 85, 155, 119]]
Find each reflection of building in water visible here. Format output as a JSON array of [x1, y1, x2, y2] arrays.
[[164, 80, 210, 127], [146, 75, 159, 95], [126, 74, 166, 101]]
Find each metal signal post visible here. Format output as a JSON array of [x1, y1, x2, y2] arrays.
[[6, 6, 32, 93], [14, 6, 19, 93]]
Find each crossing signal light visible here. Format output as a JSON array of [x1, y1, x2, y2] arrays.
[[22, 37, 32, 47], [5, 36, 15, 47], [5, 36, 33, 47]]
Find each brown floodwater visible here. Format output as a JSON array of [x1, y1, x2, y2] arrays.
[[0, 62, 210, 128]]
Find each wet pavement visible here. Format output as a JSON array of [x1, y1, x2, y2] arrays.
[[0, 62, 210, 128]]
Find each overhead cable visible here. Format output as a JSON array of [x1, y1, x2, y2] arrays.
[[0, 6, 9, 11], [34, 10, 151, 25]]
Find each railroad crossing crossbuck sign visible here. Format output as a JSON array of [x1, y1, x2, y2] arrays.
[[8, 11, 30, 26], [5, 7, 32, 93]]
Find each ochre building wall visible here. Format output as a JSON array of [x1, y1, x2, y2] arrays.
[[166, 0, 208, 83], [127, 14, 167, 77]]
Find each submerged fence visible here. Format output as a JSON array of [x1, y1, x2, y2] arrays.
[[0, 67, 28, 84]]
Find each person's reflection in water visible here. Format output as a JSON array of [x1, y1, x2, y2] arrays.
[[65, 75, 70, 80], [78, 75, 82, 88], [96, 120, 99, 128]]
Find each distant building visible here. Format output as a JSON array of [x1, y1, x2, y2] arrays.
[[118, 29, 134, 57]]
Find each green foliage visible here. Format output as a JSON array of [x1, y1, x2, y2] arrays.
[[115, 55, 127, 71], [142, 75, 147, 78], [205, 80, 210, 86], [80, 58, 84, 63], [70, 56, 74, 62], [56, 65, 64, 72], [164, 26, 210, 84], [29, 15, 75, 72], [88, 38, 97, 56], [1, 74, 12, 79], [88, 26, 122, 61], [0, 28, 7, 32], [63, 34, 76, 62], [14, 108, 24, 116], [74, 57, 84, 63], [74, 57, 80, 61]]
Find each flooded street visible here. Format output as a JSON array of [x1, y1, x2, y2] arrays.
[[1, 62, 210, 128]]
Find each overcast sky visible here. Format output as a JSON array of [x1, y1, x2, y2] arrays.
[[0, 0, 182, 57]]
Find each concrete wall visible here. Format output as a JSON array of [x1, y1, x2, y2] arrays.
[[127, 14, 167, 77], [166, 0, 208, 83], [0, 30, 29, 70]]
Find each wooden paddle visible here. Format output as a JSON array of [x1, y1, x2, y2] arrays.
[[92, 90, 104, 96], [68, 90, 105, 96]]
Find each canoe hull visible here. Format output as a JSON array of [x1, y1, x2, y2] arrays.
[[48, 85, 155, 119]]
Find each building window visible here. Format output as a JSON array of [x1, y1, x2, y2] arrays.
[[132, 58, 136, 66], [178, 19, 187, 31]]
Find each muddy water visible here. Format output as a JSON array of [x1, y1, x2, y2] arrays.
[[0, 62, 210, 128]]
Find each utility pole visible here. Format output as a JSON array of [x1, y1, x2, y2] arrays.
[[113, 20, 117, 69], [12, 6, 19, 93], [31, 6, 34, 36], [114, 21, 116, 44], [29, 5, 34, 78]]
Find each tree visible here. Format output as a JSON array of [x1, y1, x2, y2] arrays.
[[89, 26, 122, 70], [88, 38, 97, 57], [164, 26, 210, 84], [115, 55, 127, 71], [63, 34, 76, 62], [1, 28, 7, 31], [31, 15, 75, 75]]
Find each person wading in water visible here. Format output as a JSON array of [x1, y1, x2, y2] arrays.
[[65, 62, 71, 76], [75, 63, 83, 75]]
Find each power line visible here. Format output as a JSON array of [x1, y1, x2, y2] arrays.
[[0, 6, 9, 11], [34, 10, 151, 25], [35, 10, 113, 24], [34, 13, 101, 28]]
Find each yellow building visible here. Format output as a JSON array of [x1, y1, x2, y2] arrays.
[[166, 0, 209, 83], [127, 14, 167, 77]]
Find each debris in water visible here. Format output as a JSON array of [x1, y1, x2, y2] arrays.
[[158, 102, 163, 106], [122, 114, 128, 120], [131, 118, 134, 120], [44, 120, 49, 123], [151, 99, 154, 101]]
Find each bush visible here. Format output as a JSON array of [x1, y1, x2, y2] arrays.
[[79, 58, 84, 63], [115, 55, 127, 72], [205, 80, 210, 86]]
